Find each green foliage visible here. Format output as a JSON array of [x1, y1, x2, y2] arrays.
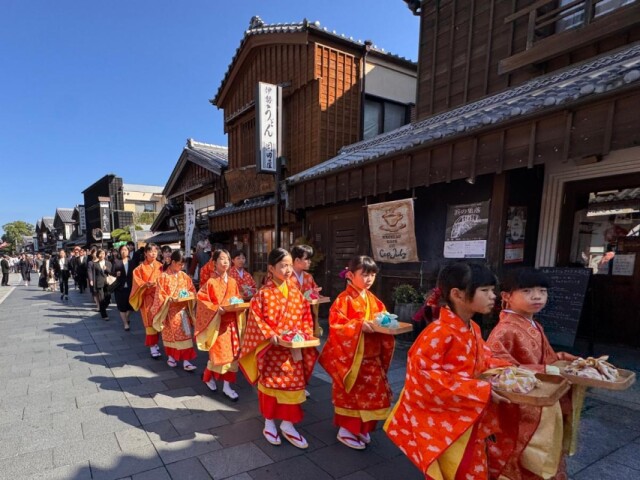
[[111, 228, 132, 242], [133, 212, 158, 226], [2, 221, 34, 252], [391, 284, 423, 304]]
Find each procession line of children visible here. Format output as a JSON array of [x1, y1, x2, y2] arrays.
[[129, 243, 583, 477]]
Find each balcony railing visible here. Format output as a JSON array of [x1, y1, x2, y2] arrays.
[[500, 0, 639, 74]]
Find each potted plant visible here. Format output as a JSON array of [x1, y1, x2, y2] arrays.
[[391, 284, 424, 322]]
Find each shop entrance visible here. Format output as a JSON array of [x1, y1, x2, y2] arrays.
[[557, 173, 640, 346]]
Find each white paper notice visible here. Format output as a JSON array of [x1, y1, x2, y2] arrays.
[[612, 253, 636, 276]]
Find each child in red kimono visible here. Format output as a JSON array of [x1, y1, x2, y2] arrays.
[[195, 249, 245, 401], [239, 248, 318, 450], [229, 250, 257, 299], [150, 250, 197, 371], [130, 243, 163, 359], [487, 268, 577, 480], [384, 262, 511, 479], [289, 244, 323, 337], [319, 255, 395, 450]]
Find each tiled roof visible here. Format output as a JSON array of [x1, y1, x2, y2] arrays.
[[288, 43, 640, 185], [208, 197, 275, 218], [163, 139, 228, 197], [56, 208, 75, 224], [212, 16, 416, 105], [184, 139, 228, 175], [42, 217, 54, 230], [145, 230, 183, 245]]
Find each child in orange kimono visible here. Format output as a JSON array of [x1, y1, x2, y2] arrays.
[[239, 248, 318, 450], [129, 243, 163, 359], [289, 244, 323, 337], [319, 255, 395, 450], [150, 250, 198, 371], [487, 268, 577, 480], [384, 262, 511, 479], [199, 254, 215, 286], [195, 249, 246, 401], [229, 250, 257, 299]]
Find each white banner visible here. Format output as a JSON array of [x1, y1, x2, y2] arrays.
[[256, 82, 279, 173], [184, 202, 196, 255], [367, 199, 419, 263]]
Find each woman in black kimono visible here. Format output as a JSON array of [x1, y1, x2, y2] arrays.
[[19, 254, 31, 287], [38, 254, 52, 290]]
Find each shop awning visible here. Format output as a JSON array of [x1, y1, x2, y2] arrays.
[[207, 197, 297, 232]]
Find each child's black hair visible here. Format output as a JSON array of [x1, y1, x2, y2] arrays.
[[437, 262, 496, 305], [170, 249, 186, 263], [268, 247, 291, 267], [501, 267, 550, 292], [291, 244, 314, 260], [347, 255, 380, 275], [212, 249, 230, 263], [161, 245, 172, 253], [231, 249, 246, 259]]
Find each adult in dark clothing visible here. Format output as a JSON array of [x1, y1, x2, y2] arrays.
[[90, 249, 112, 319], [53, 249, 71, 300], [18, 254, 31, 286], [111, 244, 134, 331], [38, 254, 53, 290], [73, 248, 88, 294], [1, 256, 9, 286]]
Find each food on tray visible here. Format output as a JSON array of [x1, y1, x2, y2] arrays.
[[280, 329, 314, 343], [374, 312, 399, 329], [487, 367, 541, 394], [303, 289, 320, 301], [228, 296, 245, 304], [564, 356, 619, 382], [241, 285, 256, 297]]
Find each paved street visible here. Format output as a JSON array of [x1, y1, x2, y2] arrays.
[[1, 273, 639, 479]]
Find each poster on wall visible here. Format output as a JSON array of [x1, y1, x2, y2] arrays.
[[367, 198, 419, 263], [504, 206, 527, 264], [443, 201, 490, 258]]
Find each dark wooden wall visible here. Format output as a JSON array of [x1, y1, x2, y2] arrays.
[[416, 0, 640, 120]]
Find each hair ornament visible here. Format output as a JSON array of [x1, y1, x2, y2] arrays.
[[426, 287, 442, 307], [338, 266, 349, 279]]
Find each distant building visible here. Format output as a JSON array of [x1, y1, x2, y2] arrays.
[[122, 184, 165, 227], [82, 174, 129, 245]]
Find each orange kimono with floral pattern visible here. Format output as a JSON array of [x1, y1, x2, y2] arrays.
[[384, 307, 510, 479], [319, 285, 394, 435], [487, 311, 576, 480], [239, 279, 318, 423], [129, 260, 163, 346], [195, 273, 246, 383], [150, 271, 197, 361], [289, 270, 322, 336], [229, 266, 257, 299], [199, 261, 215, 287]]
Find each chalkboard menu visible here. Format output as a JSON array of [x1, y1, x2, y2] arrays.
[[537, 267, 591, 347]]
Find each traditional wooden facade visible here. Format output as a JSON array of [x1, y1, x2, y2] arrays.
[[150, 139, 228, 247], [209, 16, 417, 274], [288, 0, 640, 345]]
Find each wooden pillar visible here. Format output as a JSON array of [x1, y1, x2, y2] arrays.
[[486, 173, 509, 274]]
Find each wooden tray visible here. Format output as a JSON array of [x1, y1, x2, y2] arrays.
[[279, 337, 321, 348], [487, 373, 570, 406], [309, 296, 331, 305], [174, 295, 195, 303], [553, 360, 637, 391], [371, 321, 413, 335], [223, 302, 251, 312]]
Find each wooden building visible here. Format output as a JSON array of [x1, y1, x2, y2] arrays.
[[209, 16, 417, 274], [287, 0, 640, 345], [150, 139, 228, 247]]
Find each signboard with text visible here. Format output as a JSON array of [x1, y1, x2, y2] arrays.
[[367, 199, 419, 263], [184, 202, 196, 255], [444, 201, 490, 258], [255, 82, 279, 173]]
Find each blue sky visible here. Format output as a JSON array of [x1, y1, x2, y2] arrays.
[[0, 1, 419, 235]]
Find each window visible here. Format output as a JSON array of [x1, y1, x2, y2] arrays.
[[252, 228, 296, 273], [363, 96, 409, 140], [134, 202, 156, 213], [557, 0, 634, 32]]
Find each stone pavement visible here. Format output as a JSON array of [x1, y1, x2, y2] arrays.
[[0, 272, 639, 480]]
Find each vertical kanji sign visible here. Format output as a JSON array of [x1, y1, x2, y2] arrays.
[[256, 82, 280, 173]]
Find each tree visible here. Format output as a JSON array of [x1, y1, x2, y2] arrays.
[[1, 221, 34, 253]]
